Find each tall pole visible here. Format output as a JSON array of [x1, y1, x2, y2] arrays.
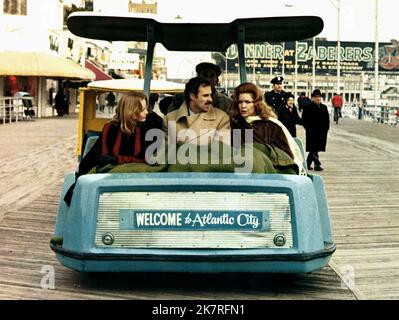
[[253, 47, 256, 83], [312, 36, 316, 91], [282, 42, 285, 78], [143, 24, 155, 98], [237, 24, 247, 83], [374, 0, 379, 121], [337, 0, 341, 95], [224, 54, 228, 93], [269, 43, 273, 89], [294, 41, 298, 99]]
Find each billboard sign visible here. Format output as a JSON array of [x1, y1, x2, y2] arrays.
[[214, 39, 399, 75]]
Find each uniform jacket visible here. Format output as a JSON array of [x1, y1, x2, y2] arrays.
[[265, 90, 288, 112], [277, 104, 303, 137], [302, 101, 330, 152], [163, 101, 231, 144]]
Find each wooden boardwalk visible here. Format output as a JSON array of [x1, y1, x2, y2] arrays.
[[308, 119, 399, 300], [0, 115, 397, 299]]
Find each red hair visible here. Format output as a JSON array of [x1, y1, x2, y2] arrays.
[[230, 82, 276, 120]]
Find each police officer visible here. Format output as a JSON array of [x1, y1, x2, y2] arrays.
[[265, 76, 287, 113]]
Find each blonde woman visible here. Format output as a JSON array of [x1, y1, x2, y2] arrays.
[[230, 82, 305, 175], [99, 92, 162, 166], [63, 92, 162, 205]]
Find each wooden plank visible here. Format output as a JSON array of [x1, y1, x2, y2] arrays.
[[303, 119, 399, 299], [5, 116, 399, 299]]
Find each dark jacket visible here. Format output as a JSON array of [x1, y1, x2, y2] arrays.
[[55, 90, 65, 109], [265, 90, 288, 113], [297, 96, 311, 111], [277, 104, 302, 137], [231, 116, 294, 159], [301, 101, 330, 152], [105, 92, 116, 106]]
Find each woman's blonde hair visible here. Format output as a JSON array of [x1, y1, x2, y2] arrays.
[[230, 82, 276, 120], [111, 92, 147, 135]]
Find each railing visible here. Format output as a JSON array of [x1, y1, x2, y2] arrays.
[[326, 103, 399, 127], [0, 96, 37, 124]]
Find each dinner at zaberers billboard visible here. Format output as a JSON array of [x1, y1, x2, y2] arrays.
[[214, 39, 399, 75]]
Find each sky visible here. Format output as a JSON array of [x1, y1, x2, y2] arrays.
[[64, 0, 399, 78], [156, 0, 398, 42], [66, 0, 398, 42]]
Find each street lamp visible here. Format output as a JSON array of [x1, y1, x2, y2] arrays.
[[374, 0, 379, 122], [312, 36, 316, 91], [282, 41, 285, 78], [253, 54, 256, 84], [268, 43, 273, 89], [329, 0, 341, 94], [292, 41, 299, 98]]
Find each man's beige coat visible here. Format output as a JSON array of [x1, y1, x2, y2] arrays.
[[163, 102, 231, 144]]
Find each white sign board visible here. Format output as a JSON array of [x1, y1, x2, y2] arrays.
[[109, 52, 140, 70]]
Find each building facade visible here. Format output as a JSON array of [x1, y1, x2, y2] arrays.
[[129, 0, 157, 14], [0, 0, 94, 117]]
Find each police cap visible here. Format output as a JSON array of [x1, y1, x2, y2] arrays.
[[271, 76, 284, 84]]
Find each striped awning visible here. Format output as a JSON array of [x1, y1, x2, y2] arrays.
[[85, 60, 112, 81], [0, 51, 95, 80]]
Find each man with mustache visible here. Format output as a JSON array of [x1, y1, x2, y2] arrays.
[[163, 76, 230, 145], [167, 62, 232, 114]]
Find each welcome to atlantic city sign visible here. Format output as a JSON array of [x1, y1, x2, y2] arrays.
[[215, 39, 399, 75]]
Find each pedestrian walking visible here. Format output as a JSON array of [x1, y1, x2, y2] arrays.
[[297, 92, 311, 112], [332, 92, 343, 124], [302, 89, 330, 171], [277, 93, 302, 138], [97, 93, 106, 113], [63, 88, 70, 115], [358, 99, 366, 120], [106, 92, 116, 114], [55, 87, 66, 116]]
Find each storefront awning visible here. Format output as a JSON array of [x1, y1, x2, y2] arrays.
[[85, 60, 112, 81], [0, 51, 95, 80]]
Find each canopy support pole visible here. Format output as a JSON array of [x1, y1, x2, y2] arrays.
[[237, 24, 247, 83], [144, 24, 155, 98]]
